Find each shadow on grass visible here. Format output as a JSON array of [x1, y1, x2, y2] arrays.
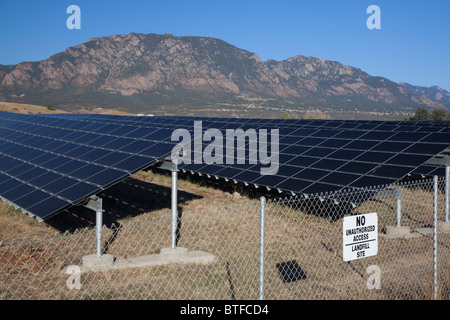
[[44, 176, 202, 233]]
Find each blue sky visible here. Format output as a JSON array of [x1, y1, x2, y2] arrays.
[[0, 0, 449, 91]]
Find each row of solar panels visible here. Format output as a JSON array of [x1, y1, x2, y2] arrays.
[[42, 112, 450, 190], [0, 111, 449, 221], [41, 112, 450, 131]]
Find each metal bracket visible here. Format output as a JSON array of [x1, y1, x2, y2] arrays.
[[159, 158, 178, 172], [425, 154, 450, 166], [84, 195, 103, 212]]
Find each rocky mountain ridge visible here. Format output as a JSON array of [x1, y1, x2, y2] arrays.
[[0, 32, 446, 114]]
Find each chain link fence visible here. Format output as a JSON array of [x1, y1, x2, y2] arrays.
[[0, 176, 449, 300], [264, 176, 449, 300]]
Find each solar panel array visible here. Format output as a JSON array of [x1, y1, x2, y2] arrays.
[[1, 111, 450, 221], [411, 148, 450, 177], [44, 113, 450, 194], [413, 163, 445, 177], [0, 111, 178, 221]]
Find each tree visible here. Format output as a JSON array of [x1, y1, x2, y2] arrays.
[[407, 107, 450, 121], [431, 109, 447, 121], [282, 112, 296, 119], [303, 111, 327, 119], [413, 107, 431, 121], [46, 104, 55, 111]]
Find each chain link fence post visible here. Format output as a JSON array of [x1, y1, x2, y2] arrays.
[[171, 168, 178, 249], [433, 175, 438, 299], [258, 196, 266, 300], [396, 190, 402, 227], [446, 166, 450, 223]]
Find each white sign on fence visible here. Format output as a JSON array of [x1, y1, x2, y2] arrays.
[[343, 213, 378, 262]]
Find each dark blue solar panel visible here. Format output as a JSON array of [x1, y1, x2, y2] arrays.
[[0, 111, 176, 221], [1, 110, 450, 221]]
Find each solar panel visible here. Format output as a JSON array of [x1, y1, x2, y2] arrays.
[[172, 122, 448, 202], [413, 165, 445, 177], [2, 111, 450, 221], [0, 111, 179, 221], [42, 113, 450, 189]]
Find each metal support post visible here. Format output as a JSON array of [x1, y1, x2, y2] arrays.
[[171, 168, 178, 249], [158, 158, 179, 250], [445, 166, 449, 222], [258, 196, 266, 300], [396, 196, 402, 227], [433, 175, 438, 299], [96, 209, 103, 257], [85, 196, 104, 257], [379, 187, 402, 226]]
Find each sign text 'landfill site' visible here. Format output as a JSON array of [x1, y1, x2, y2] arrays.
[[343, 213, 378, 262]]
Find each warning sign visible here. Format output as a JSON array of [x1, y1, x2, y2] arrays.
[[343, 213, 378, 262]]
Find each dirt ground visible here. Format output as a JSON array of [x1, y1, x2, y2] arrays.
[[0, 170, 449, 300]]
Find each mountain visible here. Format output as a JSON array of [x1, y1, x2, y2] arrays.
[[398, 82, 450, 110], [0, 32, 446, 114]]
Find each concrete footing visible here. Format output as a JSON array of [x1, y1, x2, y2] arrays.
[[382, 226, 413, 239], [80, 247, 215, 272], [82, 254, 115, 269], [381, 222, 450, 240], [438, 221, 450, 232]]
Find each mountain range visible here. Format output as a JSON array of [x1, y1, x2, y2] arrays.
[[0, 32, 448, 115], [397, 82, 450, 110]]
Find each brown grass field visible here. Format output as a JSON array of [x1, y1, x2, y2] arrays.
[[0, 101, 138, 116], [0, 101, 67, 114], [0, 168, 449, 300]]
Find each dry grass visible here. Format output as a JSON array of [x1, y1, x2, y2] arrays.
[[73, 107, 136, 116], [0, 169, 260, 300], [0, 101, 137, 116], [0, 169, 246, 241], [0, 101, 67, 114], [0, 171, 449, 300], [0, 203, 54, 242]]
